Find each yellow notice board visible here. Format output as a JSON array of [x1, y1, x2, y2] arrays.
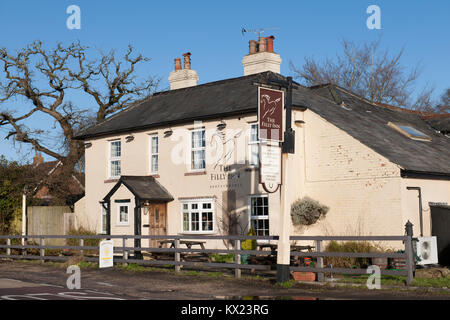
[[99, 240, 114, 268]]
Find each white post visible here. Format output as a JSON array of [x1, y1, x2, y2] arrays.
[[21, 194, 26, 246], [277, 153, 291, 282]]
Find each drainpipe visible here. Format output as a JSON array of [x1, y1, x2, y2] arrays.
[[406, 187, 423, 237]]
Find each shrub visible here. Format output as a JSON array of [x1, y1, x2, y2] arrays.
[[324, 240, 379, 269], [241, 227, 257, 251], [291, 197, 329, 226], [66, 227, 100, 255]]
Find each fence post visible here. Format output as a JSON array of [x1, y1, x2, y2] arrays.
[[6, 238, 11, 256], [40, 238, 45, 263], [235, 239, 241, 279], [122, 237, 128, 266], [315, 240, 324, 282], [405, 220, 415, 286], [79, 239, 84, 256], [174, 238, 181, 273]]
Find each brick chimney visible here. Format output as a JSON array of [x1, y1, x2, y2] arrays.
[[168, 52, 199, 90], [33, 152, 44, 166], [242, 35, 282, 75]]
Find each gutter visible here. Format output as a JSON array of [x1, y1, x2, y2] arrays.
[[401, 169, 450, 181], [73, 108, 258, 141]]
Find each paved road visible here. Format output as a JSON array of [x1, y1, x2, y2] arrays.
[[0, 260, 449, 300], [0, 278, 135, 300]]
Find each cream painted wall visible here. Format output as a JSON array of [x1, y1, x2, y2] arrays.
[[80, 114, 282, 249], [401, 178, 450, 238], [295, 110, 405, 248], [76, 106, 450, 251]]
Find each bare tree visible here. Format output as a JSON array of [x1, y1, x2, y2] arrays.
[[290, 38, 436, 112], [436, 88, 450, 113], [0, 41, 160, 184]]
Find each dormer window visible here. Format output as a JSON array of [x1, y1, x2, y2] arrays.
[[388, 122, 431, 141]]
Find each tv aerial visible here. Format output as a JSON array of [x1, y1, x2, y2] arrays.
[[241, 27, 280, 38]]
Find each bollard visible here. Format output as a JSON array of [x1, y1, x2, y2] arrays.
[[235, 239, 241, 279]]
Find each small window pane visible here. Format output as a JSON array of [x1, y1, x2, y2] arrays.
[[111, 141, 121, 158], [110, 160, 121, 177], [119, 206, 128, 223]]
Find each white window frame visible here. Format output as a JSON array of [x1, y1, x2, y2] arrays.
[[248, 123, 260, 167], [149, 134, 159, 174], [100, 204, 107, 234], [181, 198, 214, 234], [248, 195, 269, 236], [117, 203, 130, 226], [190, 129, 206, 171], [108, 140, 121, 179]]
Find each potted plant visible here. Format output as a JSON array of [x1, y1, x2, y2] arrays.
[[241, 228, 256, 264], [292, 259, 317, 282]]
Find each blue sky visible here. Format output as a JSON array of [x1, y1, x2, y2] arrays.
[[0, 0, 449, 162]]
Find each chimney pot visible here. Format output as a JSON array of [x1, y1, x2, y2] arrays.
[[33, 152, 44, 166], [249, 40, 257, 54], [258, 37, 266, 52], [183, 52, 191, 70], [266, 36, 275, 53], [174, 58, 182, 71]]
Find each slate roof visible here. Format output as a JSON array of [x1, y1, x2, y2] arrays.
[[293, 84, 450, 176], [75, 72, 283, 140], [103, 176, 174, 202], [422, 114, 450, 134], [76, 71, 450, 176]]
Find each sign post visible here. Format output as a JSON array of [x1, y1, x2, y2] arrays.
[[259, 76, 296, 283], [258, 81, 294, 282]]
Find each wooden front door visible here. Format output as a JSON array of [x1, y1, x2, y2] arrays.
[[148, 203, 167, 248]]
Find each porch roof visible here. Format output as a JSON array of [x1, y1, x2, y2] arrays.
[[103, 176, 174, 202]]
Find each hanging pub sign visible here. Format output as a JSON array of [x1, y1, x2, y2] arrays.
[[258, 87, 283, 192], [260, 143, 282, 193], [258, 87, 284, 142]]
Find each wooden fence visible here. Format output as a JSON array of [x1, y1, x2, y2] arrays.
[[0, 234, 415, 285]]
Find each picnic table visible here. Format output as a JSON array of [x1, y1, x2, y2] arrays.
[[157, 239, 211, 262], [255, 243, 315, 266]]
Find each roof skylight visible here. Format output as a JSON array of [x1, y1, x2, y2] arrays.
[[388, 122, 431, 141]]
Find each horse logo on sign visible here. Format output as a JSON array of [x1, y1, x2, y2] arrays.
[[258, 87, 284, 142]]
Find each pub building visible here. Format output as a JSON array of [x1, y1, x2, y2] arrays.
[[74, 36, 450, 253]]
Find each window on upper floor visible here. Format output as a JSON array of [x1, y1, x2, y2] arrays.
[[109, 140, 121, 178], [149, 134, 159, 174], [191, 129, 206, 171], [248, 123, 260, 166]]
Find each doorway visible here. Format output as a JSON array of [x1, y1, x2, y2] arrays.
[[147, 203, 167, 248], [430, 204, 450, 266]]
